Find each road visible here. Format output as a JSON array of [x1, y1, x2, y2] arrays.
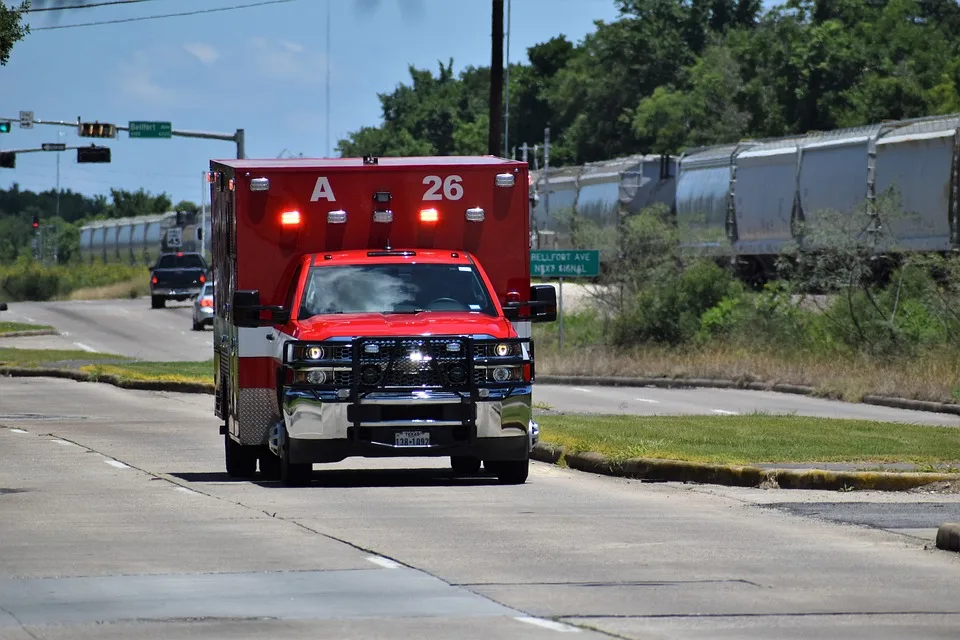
[[2, 377, 960, 639], [2, 298, 958, 427]]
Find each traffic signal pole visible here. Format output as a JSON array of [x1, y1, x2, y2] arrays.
[[0, 116, 246, 159]]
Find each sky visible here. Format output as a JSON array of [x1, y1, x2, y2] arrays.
[[0, 0, 623, 207]]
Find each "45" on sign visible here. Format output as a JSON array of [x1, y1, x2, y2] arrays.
[[422, 175, 463, 201]]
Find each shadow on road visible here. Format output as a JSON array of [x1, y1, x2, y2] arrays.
[[168, 467, 503, 488]]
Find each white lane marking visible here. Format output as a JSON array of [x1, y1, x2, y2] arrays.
[[634, 398, 660, 404], [712, 409, 738, 415], [514, 617, 581, 633], [22, 316, 35, 322], [104, 460, 129, 469], [50, 439, 77, 447], [572, 387, 593, 393], [73, 342, 97, 353], [175, 486, 200, 495], [10, 428, 28, 434], [366, 556, 401, 569]]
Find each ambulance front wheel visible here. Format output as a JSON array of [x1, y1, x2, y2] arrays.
[[224, 434, 257, 478], [486, 458, 529, 485]]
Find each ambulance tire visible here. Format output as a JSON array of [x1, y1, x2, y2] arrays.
[[224, 435, 257, 478], [258, 447, 281, 480], [493, 459, 529, 485], [450, 455, 481, 475], [280, 435, 312, 487]]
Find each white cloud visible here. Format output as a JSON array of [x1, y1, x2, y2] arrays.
[[183, 42, 220, 66], [116, 51, 188, 107], [249, 37, 329, 85]]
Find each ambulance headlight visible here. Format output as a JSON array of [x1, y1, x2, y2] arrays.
[[492, 367, 512, 382], [307, 346, 324, 360], [495, 343, 511, 357], [306, 370, 327, 384]]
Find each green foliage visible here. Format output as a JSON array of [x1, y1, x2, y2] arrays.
[[0, 258, 148, 302], [0, 0, 29, 66], [0, 185, 174, 265], [336, 0, 960, 165], [613, 259, 741, 345]]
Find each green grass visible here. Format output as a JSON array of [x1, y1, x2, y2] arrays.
[[0, 321, 56, 334], [539, 413, 960, 467], [0, 347, 212, 384], [0, 347, 129, 364], [81, 360, 214, 384]]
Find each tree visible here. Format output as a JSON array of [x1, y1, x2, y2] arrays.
[[0, 1, 29, 66]]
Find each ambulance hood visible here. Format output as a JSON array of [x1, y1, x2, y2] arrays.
[[293, 312, 516, 340]]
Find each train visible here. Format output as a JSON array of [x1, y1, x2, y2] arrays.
[[530, 112, 960, 280], [78, 210, 211, 266]]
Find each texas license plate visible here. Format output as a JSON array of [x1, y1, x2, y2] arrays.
[[394, 430, 430, 447]]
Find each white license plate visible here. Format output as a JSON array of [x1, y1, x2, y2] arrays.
[[394, 430, 430, 447]]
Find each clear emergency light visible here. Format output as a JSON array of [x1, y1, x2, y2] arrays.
[[250, 178, 270, 191], [280, 210, 301, 226], [327, 210, 347, 224], [373, 210, 393, 223], [495, 173, 516, 187], [465, 207, 485, 222]]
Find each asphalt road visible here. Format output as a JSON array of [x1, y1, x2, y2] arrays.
[[2, 298, 958, 427], [2, 377, 960, 639]]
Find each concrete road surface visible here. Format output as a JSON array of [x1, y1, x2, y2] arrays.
[[2, 377, 960, 639], [2, 298, 958, 426]]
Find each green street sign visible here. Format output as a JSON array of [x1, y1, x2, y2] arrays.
[[128, 121, 172, 139], [530, 249, 600, 278]]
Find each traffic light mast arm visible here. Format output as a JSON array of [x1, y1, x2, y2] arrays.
[[0, 116, 245, 158]]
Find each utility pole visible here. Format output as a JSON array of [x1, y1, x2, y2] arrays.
[[504, 0, 511, 157], [326, 0, 331, 157], [488, 0, 504, 157], [55, 130, 62, 219]]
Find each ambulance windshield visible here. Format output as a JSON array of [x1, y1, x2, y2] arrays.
[[298, 263, 497, 318]]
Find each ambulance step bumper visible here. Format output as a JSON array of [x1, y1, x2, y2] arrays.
[[279, 386, 534, 464]]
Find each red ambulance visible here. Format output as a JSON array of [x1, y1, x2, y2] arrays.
[[208, 155, 557, 486]]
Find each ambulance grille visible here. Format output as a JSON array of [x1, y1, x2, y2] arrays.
[[357, 337, 468, 388]]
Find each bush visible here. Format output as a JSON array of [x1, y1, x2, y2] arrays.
[[612, 259, 741, 346], [0, 257, 149, 302]]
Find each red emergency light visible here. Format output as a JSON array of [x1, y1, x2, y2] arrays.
[[419, 208, 439, 223], [280, 210, 301, 226]]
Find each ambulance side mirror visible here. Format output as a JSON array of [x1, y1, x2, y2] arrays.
[[232, 290, 261, 327], [502, 284, 557, 323], [529, 284, 557, 323], [232, 289, 289, 327]]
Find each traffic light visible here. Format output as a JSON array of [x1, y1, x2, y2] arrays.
[[77, 146, 111, 163], [78, 122, 116, 138], [0, 121, 10, 133], [31, 215, 39, 230], [0, 152, 14, 169]]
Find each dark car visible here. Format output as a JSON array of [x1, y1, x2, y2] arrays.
[[150, 251, 209, 309]]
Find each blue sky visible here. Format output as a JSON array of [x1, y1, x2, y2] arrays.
[[0, 0, 623, 207]]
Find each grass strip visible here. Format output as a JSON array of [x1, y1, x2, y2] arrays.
[[538, 413, 960, 467], [80, 361, 213, 385], [0, 347, 130, 364], [0, 321, 56, 334]]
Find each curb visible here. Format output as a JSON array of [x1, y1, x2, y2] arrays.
[[0, 329, 59, 338], [0, 366, 215, 394], [531, 443, 956, 491], [536, 375, 960, 417], [936, 523, 960, 552]]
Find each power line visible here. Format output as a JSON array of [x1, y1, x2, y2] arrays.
[[29, 0, 299, 30], [26, 0, 162, 13]]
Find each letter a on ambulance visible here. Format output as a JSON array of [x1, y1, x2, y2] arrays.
[[310, 177, 336, 202]]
